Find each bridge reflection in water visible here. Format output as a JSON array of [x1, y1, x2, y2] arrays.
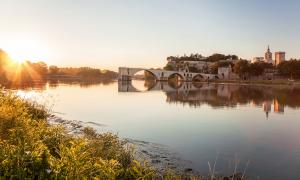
[[119, 80, 300, 117]]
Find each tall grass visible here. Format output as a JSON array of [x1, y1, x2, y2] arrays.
[[0, 91, 156, 179]]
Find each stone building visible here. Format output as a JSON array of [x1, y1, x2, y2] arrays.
[[218, 66, 238, 80], [166, 59, 212, 73], [275, 51, 285, 66], [264, 45, 273, 64], [252, 57, 264, 63]]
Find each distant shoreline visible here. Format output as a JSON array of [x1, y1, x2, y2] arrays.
[[210, 79, 300, 86]]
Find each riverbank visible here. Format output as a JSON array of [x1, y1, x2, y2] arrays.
[[0, 91, 208, 179], [0, 92, 158, 179], [0, 90, 250, 179], [48, 114, 247, 180], [212, 79, 300, 86], [48, 115, 200, 176]]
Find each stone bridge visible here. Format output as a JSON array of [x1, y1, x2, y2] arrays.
[[118, 67, 220, 82], [118, 81, 217, 93]]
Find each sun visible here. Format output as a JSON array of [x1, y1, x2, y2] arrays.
[[4, 37, 49, 64]]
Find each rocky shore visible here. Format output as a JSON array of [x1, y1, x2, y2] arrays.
[[47, 115, 201, 176], [48, 115, 250, 179]]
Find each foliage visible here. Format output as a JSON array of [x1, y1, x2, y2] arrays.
[[163, 64, 175, 71], [0, 91, 156, 179], [0, 49, 9, 70], [52, 67, 118, 80], [233, 60, 250, 78], [48, 65, 59, 75], [277, 59, 300, 78], [206, 54, 238, 62], [19, 61, 48, 80], [165, 53, 238, 73], [167, 53, 205, 62], [0, 49, 118, 86], [0, 49, 10, 82], [210, 61, 234, 74], [249, 62, 273, 76], [0, 49, 49, 84], [166, 53, 238, 63]]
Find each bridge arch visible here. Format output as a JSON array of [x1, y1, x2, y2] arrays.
[[168, 80, 183, 89], [168, 73, 184, 82], [192, 81, 204, 89], [130, 69, 158, 81], [192, 74, 205, 82], [167, 73, 184, 89]]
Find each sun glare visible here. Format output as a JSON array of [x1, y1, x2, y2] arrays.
[[4, 37, 49, 64]]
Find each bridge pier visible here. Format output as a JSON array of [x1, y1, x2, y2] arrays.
[[119, 75, 132, 81]]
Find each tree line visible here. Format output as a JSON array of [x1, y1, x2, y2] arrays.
[[0, 49, 118, 85], [233, 60, 300, 79], [48, 66, 117, 80], [277, 59, 300, 78], [167, 53, 239, 63]]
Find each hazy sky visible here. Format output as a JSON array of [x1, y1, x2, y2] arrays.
[[1, 0, 300, 70]]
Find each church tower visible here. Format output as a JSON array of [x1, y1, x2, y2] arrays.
[[264, 45, 273, 64]]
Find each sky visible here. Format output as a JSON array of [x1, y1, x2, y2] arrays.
[[0, 0, 300, 71]]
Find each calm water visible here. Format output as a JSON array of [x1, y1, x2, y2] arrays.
[[15, 80, 300, 179]]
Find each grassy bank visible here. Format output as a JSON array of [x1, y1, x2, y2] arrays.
[[0, 91, 159, 179]]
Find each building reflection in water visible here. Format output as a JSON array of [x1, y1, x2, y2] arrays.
[[263, 100, 272, 118], [119, 80, 300, 118], [274, 99, 284, 113], [7, 79, 298, 119]]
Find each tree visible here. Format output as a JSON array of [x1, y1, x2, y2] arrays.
[[249, 62, 273, 76], [210, 63, 219, 74], [249, 62, 264, 76], [234, 60, 250, 78], [163, 64, 174, 71], [277, 60, 300, 78], [230, 55, 239, 60], [0, 49, 10, 73], [0, 49, 10, 82], [49, 65, 59, 75], [34, 61, 48, 77], [206, 53, 227, 62]]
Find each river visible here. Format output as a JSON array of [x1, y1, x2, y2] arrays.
[[14, 80, 300, 179]]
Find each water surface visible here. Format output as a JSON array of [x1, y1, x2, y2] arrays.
[[15, 80, 300, 179]]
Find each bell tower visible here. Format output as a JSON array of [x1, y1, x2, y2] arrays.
[[264, 45, 273, 64]]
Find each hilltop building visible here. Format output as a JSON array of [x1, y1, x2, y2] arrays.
[[264, 45, 273, 64], [275, 51, 285, 66], [252, 57, 264, 63], [254, 46, 286, 66], [166, 57, 212, 73], [183, 61, 211, 73]]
